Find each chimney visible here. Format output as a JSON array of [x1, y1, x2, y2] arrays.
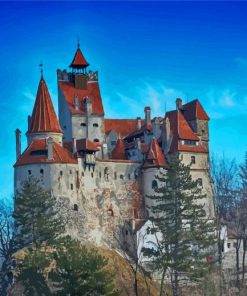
[[136, 117, 142, 130], [102, 143, 108, 159], [144, 106, 151, 126], [176, 98, 182, 110], [136, 138, 141, 149], [28, 116, 32, 130], [47, 137, 53, 160], [165, 117, 170, 144], [84, 96, 92, 116], [74, 95, 79, 110], [72, 138, 77, 154], [15, 129, 21, 160]]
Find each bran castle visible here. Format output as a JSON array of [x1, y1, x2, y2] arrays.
[[13, 44, 215, 248]]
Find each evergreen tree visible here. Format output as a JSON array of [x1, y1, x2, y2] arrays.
[[143, 154, 216, 296], [50, 237, 118, 296], [13, 177, 64, 248]]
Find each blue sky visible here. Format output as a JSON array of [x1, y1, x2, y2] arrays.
[[0, 1, 247, 200]]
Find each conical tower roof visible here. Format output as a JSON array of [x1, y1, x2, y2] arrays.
[[111, 138, 126, 160], [69, 47, 89, 69], [144, 138, 165, 168], [28, 77, 62, 134]]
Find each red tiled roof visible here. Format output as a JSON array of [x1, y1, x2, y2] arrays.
[[104, 119, 144, 138], [182, 99, 209, 121], [28, 77, 62, 134], [14, 139, 77, 167], [76, 138, 100, 152], [166, 110, 199, 141], [69, 48, 89, 69], [111, 138, 126, 160], [178, 143, 208, 153], [59, 81, 104, 116], [125, 124, 152, 139], [144, 138, 165, 168]]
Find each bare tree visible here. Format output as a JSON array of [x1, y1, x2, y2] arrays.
[[0, 200, 13, 262]]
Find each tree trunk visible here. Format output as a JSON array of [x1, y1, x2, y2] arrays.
[[160, 268, 166, 296], [236, 239, 240, 289], [242, 238, 246, 281], [134, 264, 138, 296]]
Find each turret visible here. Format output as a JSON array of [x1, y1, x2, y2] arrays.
[[26, 75, 63, 145]]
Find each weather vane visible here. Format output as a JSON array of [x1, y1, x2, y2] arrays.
[[39, 62, 43, 76], [77, 36, 80, 48]]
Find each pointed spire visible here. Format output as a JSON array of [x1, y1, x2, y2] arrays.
[[144, 138, 165, 168], [28, 77, 62, 134], [70, 41, 89, 69], [111, 138, 126, 160]]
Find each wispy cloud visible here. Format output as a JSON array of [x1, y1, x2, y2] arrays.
[[235, 57, 247, 67]]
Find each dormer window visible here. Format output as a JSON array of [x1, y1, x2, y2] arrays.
[[184, 140, 197, 146], [30, 150, 48, 156], [93, 123, 99, 127]]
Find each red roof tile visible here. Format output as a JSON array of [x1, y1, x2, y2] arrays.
[[182, 99, 209, 121], [76, 138, 100, 152], [111, 138, 126, 160], [59, 81, 104, 116], [166, 110, 199, 141], [144, 138, 165, 168], [69, 48, 89, 69], [28, 77, 62, 134], [14, 139, 77, 167], [104, 119, 144, 138]]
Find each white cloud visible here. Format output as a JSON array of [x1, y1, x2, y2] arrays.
[[22, 90, 35, 101], [220, 90, 236, 107]]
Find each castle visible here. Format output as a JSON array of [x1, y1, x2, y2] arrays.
[[14, 43, 214, 248]]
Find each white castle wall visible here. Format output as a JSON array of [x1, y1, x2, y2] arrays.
[[27, 132, 63, 145], [14, 159, 142, 247], [72, 115, 105, 143], [58, 85, 73, 142]]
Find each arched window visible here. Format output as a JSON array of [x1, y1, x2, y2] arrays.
[[152, 180, 158, 189]]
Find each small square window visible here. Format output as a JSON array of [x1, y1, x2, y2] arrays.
[[28, 170, 31, 175], [191, 156, 195, 164], [227, 243, 231, 248], [74, 204, 78, 211], [40, 169, 44, 174], [197, 178, 203, 187]]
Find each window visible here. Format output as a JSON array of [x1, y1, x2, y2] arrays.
[[99, 172, 102, 178], [184, 140, 197, 146], [28, 170, 32, 175], [70, 184, 73, 190], [70, 170, 72, 174], [128, 174, 131, 180], [197, 178, 203, 187], [120, 174, 124, 180], [234, 243, 237, 248], [93, 123, 99, 127], [152, 180, 158, 189], [111, 140, 117, 146], [30, 150, 48, 156], [80, 123, 86, 127], [81, 172, 84, 177], [74, 204, 78, 211], [60, 171, 63, 176], [114, 172, 117, 180], [227, 243, 231, 248], [40, 169, 44, 174], [125, 230, 128, 236], [91, 172, 94, 178], [191, 156, 195, 164], [94, 138, 99, 142], [63, 125, 67, 129]]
